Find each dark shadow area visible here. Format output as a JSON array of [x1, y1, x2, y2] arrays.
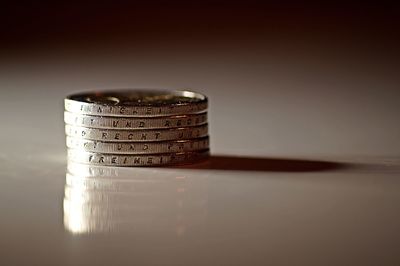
[[175, 155, 354, 172]]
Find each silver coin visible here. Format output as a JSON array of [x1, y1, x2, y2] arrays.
[[67, 149, 210, 166], [64, 111, 207, 129], [65, 89, 207, 117], [65, 124, 208, 142], [66, 136, 209, 154]]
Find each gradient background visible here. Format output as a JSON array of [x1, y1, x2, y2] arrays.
[[1, 2, 399, 157], [0, 2, 400, 265]]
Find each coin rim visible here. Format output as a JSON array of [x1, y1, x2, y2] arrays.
[[64, 111, 208, 129], [66, 136, 210, 154], [67, 149, 210, 167], [65, 124, 209, 142]]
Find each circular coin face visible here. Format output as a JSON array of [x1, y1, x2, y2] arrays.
[[65, 89, 208, 117]]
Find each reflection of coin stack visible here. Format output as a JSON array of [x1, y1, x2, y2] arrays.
[[64, 89, 210, 166], [64, 162, 209, 234]]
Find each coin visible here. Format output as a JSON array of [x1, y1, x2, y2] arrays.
[[65, 124, 208, 142], [66, 136, 209, 154], [65, 89, 207, 117], [64, 111, 207, 129], [67, 149, 210, 166], [64, 89, 210, 167]]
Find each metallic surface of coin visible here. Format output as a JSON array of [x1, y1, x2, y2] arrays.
[[66, 136, 209, 154], [65, 124, 208, 142], [64, 112, 207, 129], [67, 149, 210, 166], [65, 89, 207, 117]]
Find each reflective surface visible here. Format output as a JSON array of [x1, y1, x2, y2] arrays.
[[64, 162, 209, 235], [1, 49, 400, 265]]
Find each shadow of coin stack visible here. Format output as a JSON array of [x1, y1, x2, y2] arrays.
[[64, 89, 210, 166]]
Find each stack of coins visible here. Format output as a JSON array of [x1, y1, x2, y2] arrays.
[[64, 89, 210, 166]]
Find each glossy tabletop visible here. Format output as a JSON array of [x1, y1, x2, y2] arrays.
[[0, 46, 399, 265]]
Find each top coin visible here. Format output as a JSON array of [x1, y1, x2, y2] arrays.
[[65, 89, 208, 117]]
